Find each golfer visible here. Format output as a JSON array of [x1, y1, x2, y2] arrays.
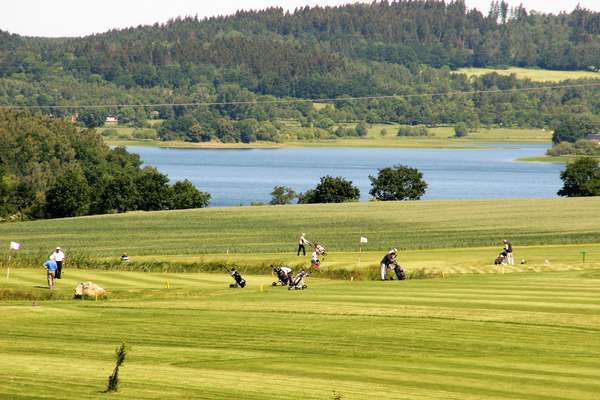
[[280, 265, 292, 281], [50, 247, 65, 279], [380, 248, 398, 281], [43, 259, 58, 289], [297, 233, 309, 256], [502, 240, 513, 265]]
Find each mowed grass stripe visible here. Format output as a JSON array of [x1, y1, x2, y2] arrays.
[[2, 270, 600, 399]]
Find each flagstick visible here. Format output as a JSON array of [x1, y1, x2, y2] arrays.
[[358, 243, 362, 269], [6, 254, 11, 280]]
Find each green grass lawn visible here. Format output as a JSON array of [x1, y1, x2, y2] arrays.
[[2, 268, 600, 399], [456, 67, 600, 82]]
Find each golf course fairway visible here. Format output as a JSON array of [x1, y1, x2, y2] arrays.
[[1, 269, 600, 399], [2, 197, 600, 398]]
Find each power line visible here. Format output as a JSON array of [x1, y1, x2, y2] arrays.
[[1, 82, 599, 110]]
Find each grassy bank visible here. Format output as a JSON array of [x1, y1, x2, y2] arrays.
[[1, 198, 599, 261], [2, 268, 600, 399], [519, 155, 600, 163], [105, 126, 551, 149]]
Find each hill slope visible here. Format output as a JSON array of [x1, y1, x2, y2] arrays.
[[1, 1, 600, 144], [2, 197, 600, 258]]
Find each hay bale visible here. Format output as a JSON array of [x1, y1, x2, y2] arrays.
[[74, 282, 106, 299]]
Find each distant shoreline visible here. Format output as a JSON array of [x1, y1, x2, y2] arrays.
[[105, 138, 547, 151]]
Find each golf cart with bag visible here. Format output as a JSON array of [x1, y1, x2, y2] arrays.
[[272, 265, 293, 286], [391, 262, 407, 280], [310, 241, 327, 270], [288, 269, 310, 290], [228, 267, 246, 288], [494, 251, 508, 265]]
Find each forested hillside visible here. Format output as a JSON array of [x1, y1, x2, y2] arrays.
[[1, 0, 600, 143], [0, 110, 210, 220]]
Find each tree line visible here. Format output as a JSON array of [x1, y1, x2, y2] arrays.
[[0, 110, 209, 221], [270, 166, 428, 205], [0, 2, 600, 144]]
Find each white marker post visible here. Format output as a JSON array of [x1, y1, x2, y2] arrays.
[[7, 241, 21, 280], [358, 236, 368, 269]]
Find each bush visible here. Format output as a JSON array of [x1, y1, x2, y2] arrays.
[[132, 128, 158, 140], [101, 129, 119, 137], [355, 122, 368, 137], [369, 165, 428, 201], [45, 167, 91, 218], [546, 142, 575, 156], [552, 114, 596, 144], [298, 176, 360, 204], [270, 186, 297, 205], [547, 140, 600, 156], [397, 126, 429, 137], [558, 157, 600, 197], [454, 123, 469, 138], [171, 180, 210, 209], [334, 126, 357, 137], [315, 118, 335, 129]]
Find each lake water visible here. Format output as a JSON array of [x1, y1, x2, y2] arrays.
[[128, 144, 564, 207]]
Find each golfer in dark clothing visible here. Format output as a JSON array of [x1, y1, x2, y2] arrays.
[[297, 233, 308, 256], [502, 240, 513, 265], [380, 249, 398, 280]]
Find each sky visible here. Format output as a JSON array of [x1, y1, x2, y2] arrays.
[[1, 0, 599, 38]]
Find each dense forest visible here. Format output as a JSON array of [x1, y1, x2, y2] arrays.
[[0, 110, 210, 220], [1, 1, 600, 143]]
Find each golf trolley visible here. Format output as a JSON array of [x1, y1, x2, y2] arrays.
[[288, 269, 310, 290], [272, 265, 293, 287], [494, 251, 508, 265], [390, 262, 406, 280], [310, 241, 327, 270], [228, 267, 247, 288]]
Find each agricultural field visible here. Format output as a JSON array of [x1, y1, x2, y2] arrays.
[[456, 67, 600, 82]]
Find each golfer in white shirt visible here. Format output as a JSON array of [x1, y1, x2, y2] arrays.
[[50, 247, 65, 279]]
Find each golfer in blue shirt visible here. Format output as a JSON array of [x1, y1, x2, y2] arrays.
[[43, 259, 58, 289]]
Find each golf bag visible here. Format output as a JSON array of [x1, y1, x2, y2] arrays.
[[272, 266, 292, 286], [495, 252, 507, 265], [310, 242, 327, 270], [229, 268, 246, 288], [288, 269, 309, 290], [392, 263, 406, 280], [314, 243, 326, 256]]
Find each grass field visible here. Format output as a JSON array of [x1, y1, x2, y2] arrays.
[[105, 126, 551, 150], [2, 268, 600, 399], [456, 67, 600, 82], [2, 198, 600, 261], [3, 198, 600, 398]]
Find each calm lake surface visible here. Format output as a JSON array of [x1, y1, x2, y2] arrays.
[[128, 144, 563, 207]]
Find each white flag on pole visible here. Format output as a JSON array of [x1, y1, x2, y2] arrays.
[[360, 237, 368, 244], [9, 241, 21, 250]]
